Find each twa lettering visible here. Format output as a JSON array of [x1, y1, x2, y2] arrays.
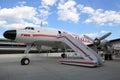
[[21, 34, 30, 37]]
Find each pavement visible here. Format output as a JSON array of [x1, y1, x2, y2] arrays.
[[0, 53, 120, 80]]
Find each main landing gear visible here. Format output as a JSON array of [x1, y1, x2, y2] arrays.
[[61, 49, 67, 58], [61, 53, 67, 58], [21, 44, 31, 65]]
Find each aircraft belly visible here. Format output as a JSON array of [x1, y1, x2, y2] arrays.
[[34, 40, 70, 49], [34, 37, 57, 42]]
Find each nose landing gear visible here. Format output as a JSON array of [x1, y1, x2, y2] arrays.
[[21, 44, 32, 65], [21, 57, 30, 65]]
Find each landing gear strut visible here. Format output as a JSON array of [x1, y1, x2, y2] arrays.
[[21, 44, 32, 65]]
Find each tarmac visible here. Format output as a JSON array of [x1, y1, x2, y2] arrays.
[[0, 53, 120, 80]]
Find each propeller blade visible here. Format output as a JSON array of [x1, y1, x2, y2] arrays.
[[99, 32, 111, 40], [83, 35, 94, 42]]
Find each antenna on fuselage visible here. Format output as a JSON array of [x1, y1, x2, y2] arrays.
[[40, 14, 44, 27], [40, 21, 43, 27]]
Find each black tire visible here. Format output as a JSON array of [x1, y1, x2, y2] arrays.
[[61, 54, 67, 58], [21, 58, 30, 65]]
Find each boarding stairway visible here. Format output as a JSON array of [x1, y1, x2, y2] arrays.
[[57, 32, 104, 67]]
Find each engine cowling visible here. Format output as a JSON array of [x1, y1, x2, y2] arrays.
[[99, 40, 108, 47]]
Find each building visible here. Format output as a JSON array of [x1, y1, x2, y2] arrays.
[[0, 38, 38, 54]]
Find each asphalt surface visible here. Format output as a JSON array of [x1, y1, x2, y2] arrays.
[[0, 53, 120, 80]]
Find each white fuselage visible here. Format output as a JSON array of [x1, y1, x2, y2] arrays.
[[15, 27, 92, 45], [3, 26, 104, 66]]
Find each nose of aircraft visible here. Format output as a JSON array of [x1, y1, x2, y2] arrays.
[[3, 30, 16, 40]]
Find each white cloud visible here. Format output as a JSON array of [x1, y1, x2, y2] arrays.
[[38, 8, 51, 21], [18, 1, 26, 6], [78, 4, 120, 26], [78, 5, 95, 15], [100, 30, 110, 34], [0, 0, 58, 29], [83, 32, 99, 39], [38, 0, 57, 24], [0, 5, 49, 29], [57, 0, 79, 23], [41, 0, 57, 7], [83, 30, 111, 40], [1, 0, 120, 30]]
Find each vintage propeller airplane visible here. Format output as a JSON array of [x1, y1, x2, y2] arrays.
[[3, 26, 110, 67]]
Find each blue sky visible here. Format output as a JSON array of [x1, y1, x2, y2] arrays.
[[0, 0, 120, 40]]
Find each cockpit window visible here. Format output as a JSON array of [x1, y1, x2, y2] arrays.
[[25, 27, 34, 30]]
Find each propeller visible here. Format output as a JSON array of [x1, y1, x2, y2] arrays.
[[84, 32, 111, 46], [83, 35, 94, 42], [84, 32, 111, 53], [99, 32, 111, 40]]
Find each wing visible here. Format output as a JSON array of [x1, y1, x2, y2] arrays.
[[109, 38, 120, 50], [109, 38, 120, 44]]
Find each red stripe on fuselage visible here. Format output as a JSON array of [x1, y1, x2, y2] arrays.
[[32, 34, 57, 38]]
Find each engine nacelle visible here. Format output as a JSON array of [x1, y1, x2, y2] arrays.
[[99, 40, 108, 47]]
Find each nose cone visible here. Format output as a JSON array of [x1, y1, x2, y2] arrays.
[[3, 30, 16, 40]]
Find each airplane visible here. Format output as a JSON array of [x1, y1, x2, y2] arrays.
[[3, 26, 105, 67]]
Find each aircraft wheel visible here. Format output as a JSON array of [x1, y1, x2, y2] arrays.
[[21, 58, 30, 65], [61, 54, 67, 58]]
